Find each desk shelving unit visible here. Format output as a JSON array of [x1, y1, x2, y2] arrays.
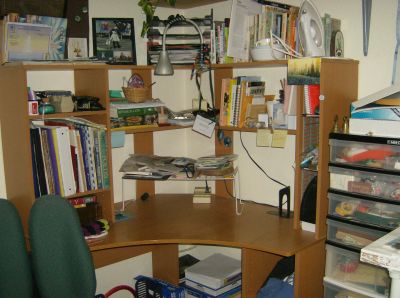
[[0, 58, 358, 298]]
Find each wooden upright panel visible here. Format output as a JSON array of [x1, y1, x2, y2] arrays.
[[294, 239, 325, 298], [315, 59, 358, 239], [0, 66, 34, 232], [214, 67, 234, 198], [152, 244, 179, 285], [242, 249, 282, 297]]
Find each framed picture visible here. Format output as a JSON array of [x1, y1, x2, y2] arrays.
[[67, 38, 88, 59], [92, 18, 136, 64]]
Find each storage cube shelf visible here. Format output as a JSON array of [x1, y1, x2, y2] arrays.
[[325, 244, 390, 297]]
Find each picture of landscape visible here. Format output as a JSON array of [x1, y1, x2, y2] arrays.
[[287, 57, 321, 85]]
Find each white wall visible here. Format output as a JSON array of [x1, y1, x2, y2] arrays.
[[0, 0, 398, 295]]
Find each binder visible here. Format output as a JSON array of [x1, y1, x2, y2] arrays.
[[304, 84, 320, 115], [54, 126, 76, 196]]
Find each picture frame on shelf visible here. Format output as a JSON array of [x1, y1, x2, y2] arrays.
[[92, 18, 136, 64], [67, 37, 88, 59]]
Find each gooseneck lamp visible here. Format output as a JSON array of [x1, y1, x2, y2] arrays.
[[155, 15, 205, 76]]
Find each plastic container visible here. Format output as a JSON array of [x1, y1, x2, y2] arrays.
[[326, 218, 386, 250], [324, 279, 385, 298], [329, 164, 400, 202], [329, 133, 400, 171], [327, 191, 400, 230], [325, 244, 389, 297]]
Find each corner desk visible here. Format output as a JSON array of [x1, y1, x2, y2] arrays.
[[90, 194, 325, 298]]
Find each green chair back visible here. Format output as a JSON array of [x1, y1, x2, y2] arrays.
[[29, 195, 97, 298], [0, 198, 34, 298]]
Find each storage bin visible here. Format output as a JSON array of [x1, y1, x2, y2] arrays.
[[329, 165, 400, 202], [329, 133, 400, 171], [327, 191, 400, 230], [326, 218, 386, 250], [324, 278, 387, 298], [325, 244, 389, 297]]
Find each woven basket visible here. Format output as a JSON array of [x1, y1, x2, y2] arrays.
[[122, 86, 150, 103]]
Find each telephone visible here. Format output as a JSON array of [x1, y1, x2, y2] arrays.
[[73, 96, 105, 111]]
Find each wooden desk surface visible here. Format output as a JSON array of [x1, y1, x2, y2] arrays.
[[91, 194, 317, 257]]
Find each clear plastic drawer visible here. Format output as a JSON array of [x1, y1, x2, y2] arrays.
[[329, 165, 400, 202], [325, 244, 389, 297], [326, 218, 386, 250], [324, 278, 387, 298], [327, 191, 400, 230], [329, 134, 400, 171]]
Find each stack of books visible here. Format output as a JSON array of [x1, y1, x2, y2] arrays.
[[184, 253, 242, 298]]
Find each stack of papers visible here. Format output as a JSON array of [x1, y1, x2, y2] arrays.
[[195, 154, 238, 170]]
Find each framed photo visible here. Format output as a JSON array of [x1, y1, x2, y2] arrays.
[[92, 18, 136, 64], [67, 38, 88, 59]]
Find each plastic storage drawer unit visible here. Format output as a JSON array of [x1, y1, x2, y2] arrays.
[[329, 133, 400, 171], [325, 244, 389, 297], [324, 279, 386, 298], [329, 165, 400, 202], [326, 218, 386, 250], [327, 191, 400, 230]]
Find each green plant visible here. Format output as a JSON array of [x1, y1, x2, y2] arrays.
[[138, 0, 176, 37]]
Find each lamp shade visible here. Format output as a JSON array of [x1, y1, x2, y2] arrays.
[[154, 49, 174, 76]]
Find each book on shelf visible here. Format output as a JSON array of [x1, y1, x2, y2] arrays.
[[184, 253, 241, 290], [184, 278, 241, 297], [303, 85, 320, 115], [184, 283, 241, 298], [30, 117, 109, 197]]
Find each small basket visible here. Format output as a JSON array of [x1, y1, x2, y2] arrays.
[[122, 86, 150, 103]]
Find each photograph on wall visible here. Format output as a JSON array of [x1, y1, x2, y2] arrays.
[[67, 38, 88, 59], [287, 57, 321, 85], [92, 18, 136, 64]]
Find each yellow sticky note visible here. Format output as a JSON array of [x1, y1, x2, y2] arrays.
[[271, 130, 288, 148], [256, 129, 272, 147]]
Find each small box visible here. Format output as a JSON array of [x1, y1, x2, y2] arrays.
[[133, 275, 185, 298], [28, 101, 39, 115], [49, 95, 75, 112], [111, 131, 125, 148], [326, 218, 386, 250], [325, 244, 389, 296], [327, 191, 400, 230]]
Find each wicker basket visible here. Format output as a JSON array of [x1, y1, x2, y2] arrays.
[[122, 86, 150, 103]]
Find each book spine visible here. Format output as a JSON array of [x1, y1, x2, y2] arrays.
[[113, 107, 157, 118], [40, 129, 55, 194], [77, 125, 92, 191], [99, 129, 110, 189], [93, 129, 103, 189]]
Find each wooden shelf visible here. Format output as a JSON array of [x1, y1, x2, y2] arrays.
[[151, 0, 227, 9], [112, 124, 189, 134], [65, 188, 110, 199], [29, 110, 107, 119], [219, 126, 296, 135]]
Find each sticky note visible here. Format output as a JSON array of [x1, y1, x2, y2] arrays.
[[271, 129, 288, 148]]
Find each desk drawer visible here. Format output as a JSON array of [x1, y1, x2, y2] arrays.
[[327, 191, 400, 230], [325, 244, 389, 297], [329, 133, 400, 171], [329, 165, 400, 202], [326, 218, 386, 250]]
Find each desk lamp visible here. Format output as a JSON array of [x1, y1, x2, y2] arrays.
[[154, 15, 207, 76]]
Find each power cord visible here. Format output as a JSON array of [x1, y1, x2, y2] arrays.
[[239, 131, 287, 187]]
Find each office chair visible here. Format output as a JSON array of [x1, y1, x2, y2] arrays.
[[29, 194, 136, 298], [0, 198, 34, 298]]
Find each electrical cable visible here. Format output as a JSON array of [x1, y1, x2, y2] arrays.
[[239, 131, 287, 187], [208, 69, 215, 109]]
